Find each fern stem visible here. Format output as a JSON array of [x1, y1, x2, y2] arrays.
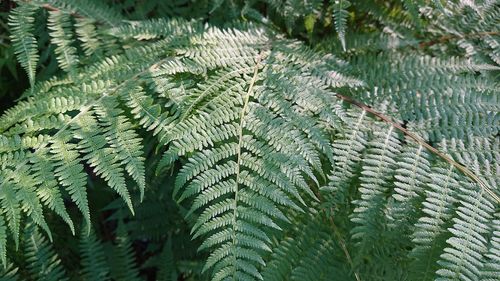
[[231, 51, 264, 279], [335, 93, 500, 204], [419, 31, 500, 48]]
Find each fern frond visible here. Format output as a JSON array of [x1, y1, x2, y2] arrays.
[[33, 0, 124, 27], [94, 100, 146, 200], [48, 10, 80, 74], [23, 223, 68, 281], [156, 235, 178, 281], [0, 263, 18, 281], [107, 18, 202, 41], [107, 221, 141, 281], [482, 214, 500, 280], [332, 0, 350, 51], [75, 111, 132, 213], [387, 144, 431, 229], [408, 165, 461, 279], [2, 5, 499, 280], [436, 182, 494, 281], [153, 26, 348, 280], [351, 125, 401, 245], [75, 18, 101, 57], [79, 224, 110, 281], [8, 2, 39, 88], [50, 133, 90, 227], [322, 109, 369, 202], [0, 218, 6, 268], [262, 209, 352, 281]]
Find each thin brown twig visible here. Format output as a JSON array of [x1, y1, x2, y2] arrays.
[[335, 93, 500, 204], [40, 3, 83, 18], [419, 31, 500, 48]]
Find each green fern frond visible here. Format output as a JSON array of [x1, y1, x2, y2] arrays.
[[482, 214, 500, 280], [332, 0, 350, 51], [436, 182, 494, 280], [51, 133, 91, 227], [23, 223, 68, 281], [0, 218, 6, 268], [351, 125, 401, 245], [107, 220, 141, 281], [8, 2, 39, 88], [262, 209, 352, 281], [107, 18, 202, 41], [79, 224, 110, 281], [75, 18, 101, 57], [322, 109, 369, 200], [156, 235, 178, 281], [47, 10, 80, 74], [33, 0, 124, 27], [0, 263, 18, 281], [408, 165, 461, 279], [388, 144, 431, 228]]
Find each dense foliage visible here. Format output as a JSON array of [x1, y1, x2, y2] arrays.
[[0, 0, 499, 280]]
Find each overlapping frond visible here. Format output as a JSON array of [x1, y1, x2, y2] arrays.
[[262, 209, 352, 281], [23, 223, 68, 281], [8, 2, 39, 88], [79, 225, 110, 281], [332, 0, 350, 51], [48, 10, 80, 74]]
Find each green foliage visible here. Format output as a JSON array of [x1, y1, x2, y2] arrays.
[[0, 0, 499, 280], [8, 2, 39, 88]]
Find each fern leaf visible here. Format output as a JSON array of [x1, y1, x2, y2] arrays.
[[93, 98, 146, 200], [79, 224, 110, 281], [24, 223, 68, 281], [75, 18, 101, 57], [75, 112, 133, 214], [481, 214, 500, 280], [31, 151, 75, 234], [50, 134, 90, 228], [153, 27, 343, 280], [332, 0, 351, 51], [38, 0, 124, 27], [387, 144, 431, 229], [0, 181, 21, 249], [322, 109, 369, 201], [107, 221, 141, 281], [156, 235, 178, 281], [351, 125, 401, 245], [0, 263, 18, 281], [8, 2, 39, 88], [0, 218, 7, 268], [47, 10, 80, 74], [409, 165, 461, 280], [436, 182, 494, 281]]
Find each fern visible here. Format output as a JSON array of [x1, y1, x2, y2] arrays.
[[8, 2, 39, 88], [332, 0, 350, 51], [23, 223, 68, 281], [107, 220, 142, 281], [1, 1, 499, 280], [79, 224, 110, 280], [47, 10, 80, 74], [0, 263, 18, 281]]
